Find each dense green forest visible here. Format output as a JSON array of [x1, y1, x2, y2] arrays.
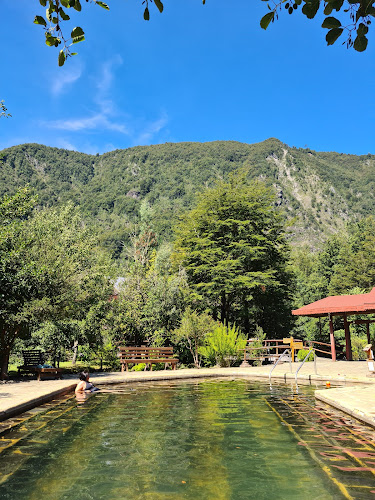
[[1, 138, 375, 257], [1, 139, 375, 377]]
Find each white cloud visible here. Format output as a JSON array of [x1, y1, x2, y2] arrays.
[[135, 113, 169, 145], [96, 55, 123, 95], [42, 54, 168, 149], [47, 113, 129, 135], [51, 64, 82, 96], [55, 138, 78, 151]]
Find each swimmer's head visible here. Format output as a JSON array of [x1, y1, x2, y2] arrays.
[[79, 370, 90, 381]]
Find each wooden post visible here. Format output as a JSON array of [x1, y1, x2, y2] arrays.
[[343, 314, 352, 361], [367, 322, 371, 344], [328, 314, 336, 362]]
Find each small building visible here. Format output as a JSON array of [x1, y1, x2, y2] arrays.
[[292, 288, 375, 361]]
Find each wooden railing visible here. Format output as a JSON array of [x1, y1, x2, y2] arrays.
[[241, 339, 292, 365], [242, 338, 339, 364], [306, 340, 343, 360]]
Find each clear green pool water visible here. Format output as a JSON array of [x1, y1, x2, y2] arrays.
[[1, 379, 375, 499]]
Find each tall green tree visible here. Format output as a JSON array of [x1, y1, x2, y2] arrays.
[[328, 216, 375, 294], [114, 239, 187, 345], [0, 189, 112, 378], [173, 174, 293, 335]]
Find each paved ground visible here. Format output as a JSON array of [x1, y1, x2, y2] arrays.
[[1, 358, 375, 427]]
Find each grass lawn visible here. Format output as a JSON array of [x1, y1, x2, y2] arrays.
[[7, 360, 119, 378]]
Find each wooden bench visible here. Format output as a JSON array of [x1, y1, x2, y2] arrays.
[[118, 346, 178, 372], [18, 350, 63, 381]]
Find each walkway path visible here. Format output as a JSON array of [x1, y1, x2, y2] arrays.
[[1, 358, 375, 428]]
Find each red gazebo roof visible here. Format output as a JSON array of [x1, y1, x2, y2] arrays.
[[292, 287, 375, 317]]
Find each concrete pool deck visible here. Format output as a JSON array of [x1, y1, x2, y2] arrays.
[[1, 358, 375, 428]]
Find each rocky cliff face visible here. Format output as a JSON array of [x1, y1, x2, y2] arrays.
[[268, 147, 350, 247]]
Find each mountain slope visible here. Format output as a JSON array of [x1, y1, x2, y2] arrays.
[[1, 138, 374, 254]]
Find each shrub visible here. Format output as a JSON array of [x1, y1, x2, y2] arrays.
[[297, 348, 315, 362], [131, 363, 146, 371], [249, 325, 266, 366], [172, 308, 216, 368], [351, 336, 368, 361], [199, 323, 246, 367]]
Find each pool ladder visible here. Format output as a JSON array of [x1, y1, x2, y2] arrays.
[[294, 348, 317, 383], [269, 348, 317, 383], [269, 349, 292, 382]]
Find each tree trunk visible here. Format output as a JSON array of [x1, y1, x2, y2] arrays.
[[0, 346, 10, 380], [0, 326, 16, 380], [220, 292, 231, 325], [72, 339, 79, 366], [221, 292, 227, 323]]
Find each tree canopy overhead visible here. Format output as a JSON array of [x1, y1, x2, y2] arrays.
[[32, 0, 372, 67], [261, 0, 374, 52]]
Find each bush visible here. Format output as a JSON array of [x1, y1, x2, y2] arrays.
[[131, 363, 146, 371], [199, 323, 246, 367], [297, 349, 315, 362], [351, 336, 368, 360], [172, 308, 217, 368], [249, 325, 266, 366]]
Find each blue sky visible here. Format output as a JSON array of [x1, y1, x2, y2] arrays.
[[1, 1, 374, 155]]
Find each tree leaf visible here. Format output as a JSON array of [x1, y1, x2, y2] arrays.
[[59, 8, 70, 21], [322, 16, 341, 29], [96, 1, 110, 10], [324, 4, 333, 15], [73, 0, 82, 11], [331, 0, 344, 11], [39, 0, 47, 6], [34, 15, 47, 27], [353, 35, 368, 51], [325, 27, 343, 45], [301, 1, 320, 19], [46, 6, 52, 22], [154, 0, 164, 13], [58, 50, 66, 67], [45, 33, 59, 46], [260, 12, 274, 29], [71, 26, 85, 43], [144, 7, 150, 20], [357, 23, 368, 37]]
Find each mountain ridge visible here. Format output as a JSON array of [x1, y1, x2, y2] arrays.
[[1, 138, 374, 255]]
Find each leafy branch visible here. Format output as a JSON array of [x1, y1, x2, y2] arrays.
[[34, 0, 372, 68], [0, 100, 11, 118], [34, 0, 109, 66], [34, 0, 211, 66], [260, 0, 374, 51]]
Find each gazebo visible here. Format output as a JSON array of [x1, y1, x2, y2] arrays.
[[292, 287, 375, 361]]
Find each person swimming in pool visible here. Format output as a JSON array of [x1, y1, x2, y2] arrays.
[[75, 371, 99, 393]]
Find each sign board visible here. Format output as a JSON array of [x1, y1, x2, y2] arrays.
[[293, 342, 304, 350]]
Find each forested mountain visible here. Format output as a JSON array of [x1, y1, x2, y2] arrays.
[[1, 138, 374, 256]]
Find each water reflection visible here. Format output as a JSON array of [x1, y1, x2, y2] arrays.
[[0, 380, 374, 499]]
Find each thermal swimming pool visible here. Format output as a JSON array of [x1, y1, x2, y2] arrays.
[[0, 379, 375, 499]]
